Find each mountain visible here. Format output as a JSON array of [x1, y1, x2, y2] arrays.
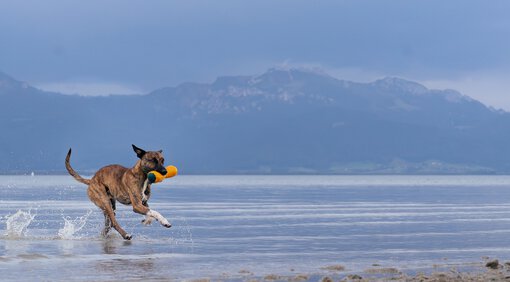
[[1, 68, 509, 174]]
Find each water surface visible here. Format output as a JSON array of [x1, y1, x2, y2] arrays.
[[1, 175, 510, 281]]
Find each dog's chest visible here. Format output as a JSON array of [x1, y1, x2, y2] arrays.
[[141, 179, 151, 203], [116, 196, 131, 205]]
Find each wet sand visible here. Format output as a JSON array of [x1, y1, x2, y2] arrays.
[[206, 259, 510, 282]]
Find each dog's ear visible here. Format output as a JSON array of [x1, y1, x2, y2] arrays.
[[132, 144, 146, 158], [158, 150, 163, 153]]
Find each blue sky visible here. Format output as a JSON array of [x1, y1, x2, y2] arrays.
[[1, 1, 509, 108]]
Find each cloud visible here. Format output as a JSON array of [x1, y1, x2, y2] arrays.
[[35, 81, 144, 96]]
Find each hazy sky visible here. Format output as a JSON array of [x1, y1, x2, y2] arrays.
[[1, 1, 509, 109]]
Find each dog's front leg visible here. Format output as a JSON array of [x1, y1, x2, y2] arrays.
[[140, 207, 171, 228], [129, 192, 171, 228], [144, 210, 171, 228]]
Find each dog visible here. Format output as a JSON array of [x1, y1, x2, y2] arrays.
[[65, 144, 172, 240]]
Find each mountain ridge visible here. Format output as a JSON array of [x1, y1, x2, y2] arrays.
[[0, 68, 509, 174]]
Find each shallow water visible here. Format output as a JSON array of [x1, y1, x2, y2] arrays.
[[1, 175, 510, 281]]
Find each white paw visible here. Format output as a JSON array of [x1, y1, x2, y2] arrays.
[[147, 209, 171, 228]]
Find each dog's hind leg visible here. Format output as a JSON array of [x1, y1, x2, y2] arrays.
[[105, 206, 131, 240], [101, 212, 112, 237], [88, 184, 131, 240], [101, 196, 116, 237]]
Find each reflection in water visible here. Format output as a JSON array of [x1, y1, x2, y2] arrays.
[[3, 237, 31, 257], [101, 238, 132, 255], [94, 257, 158, 279], [60, 238, 76, 255], [96, 237, 176, 280]]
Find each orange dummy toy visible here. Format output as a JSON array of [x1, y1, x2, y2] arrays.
[[147, 165, 178, 184]]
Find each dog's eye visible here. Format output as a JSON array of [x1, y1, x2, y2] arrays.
[[161, 158, 164, 163]]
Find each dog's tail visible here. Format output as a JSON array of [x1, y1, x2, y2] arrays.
[[65, 148, 91, 185]]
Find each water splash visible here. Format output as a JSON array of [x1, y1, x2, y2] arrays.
[[172, 216, 194, 251], [58, 210, 92, 239], [5, 209, 36, 238]]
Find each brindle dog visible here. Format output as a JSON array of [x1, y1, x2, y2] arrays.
[[65, 144, 172, 240]]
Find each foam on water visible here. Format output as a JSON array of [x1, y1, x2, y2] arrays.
[[4, 209, 35, 238], [57, 210, 93, 239]]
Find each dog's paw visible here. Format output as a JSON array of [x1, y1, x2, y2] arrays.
[[124, 233, 132, 240], [142, 215, 154, 225], [159, 217, 172, 228], [141, 219, 152, 225], [161, 220, 172, 228]]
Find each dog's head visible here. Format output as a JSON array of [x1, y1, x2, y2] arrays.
[[132, 144, 167, 175]]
